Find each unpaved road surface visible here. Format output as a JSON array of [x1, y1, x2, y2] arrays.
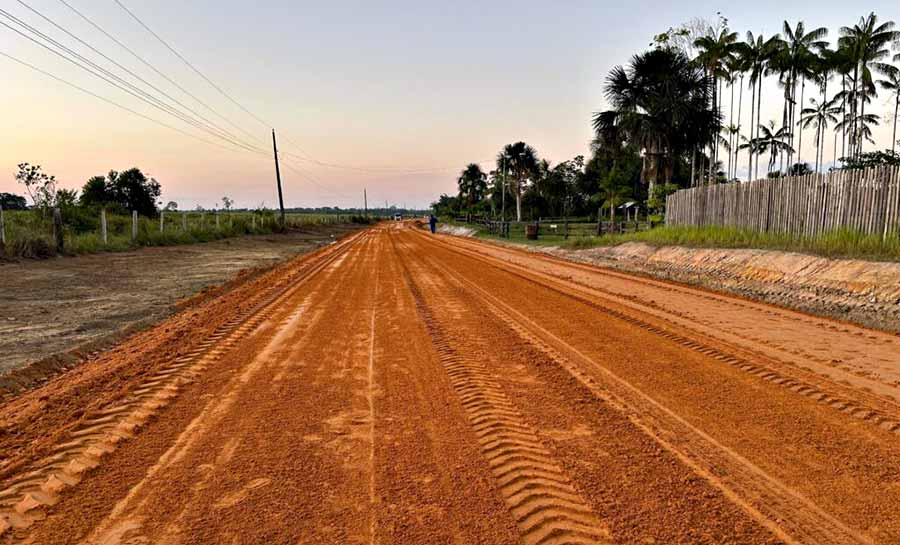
[[0, 225, 360, 378], [1, 223, 899, 544]]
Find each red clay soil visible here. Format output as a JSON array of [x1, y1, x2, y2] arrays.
[[1, 223, 899, 544]]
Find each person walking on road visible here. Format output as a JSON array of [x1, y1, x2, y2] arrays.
[[429, 214, 438, 234]]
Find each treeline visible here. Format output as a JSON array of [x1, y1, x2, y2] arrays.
[[435, 12, 900, 222]]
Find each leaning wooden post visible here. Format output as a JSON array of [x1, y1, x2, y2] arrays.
[[100, 208, 107, 243], [53, 207, 64, 254], [131, 210, 138, 241], [159, 210, 165, 233]]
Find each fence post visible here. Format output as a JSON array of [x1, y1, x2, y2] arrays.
[[100, 208, 107, 243], [0, 204, 5, 246], [215, 212, 220, 230], [159, 210, 165, 233], [252, 215, 256, 229], [182, 213, 187, 231], [53, 207, 64, 254], [132, 210, 138, 241]]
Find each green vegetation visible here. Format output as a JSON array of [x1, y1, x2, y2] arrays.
[[1, 162, 376, 259], [555, 226, 900, 262], [0, 208, 366, 259]]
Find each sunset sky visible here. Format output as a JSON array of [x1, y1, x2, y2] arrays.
[[2, 0, 899, 210]]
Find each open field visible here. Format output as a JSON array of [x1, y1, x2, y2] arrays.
[[0, 209, 367, 259], [1, 222, 899, 544], [0, 224, 361, 385]]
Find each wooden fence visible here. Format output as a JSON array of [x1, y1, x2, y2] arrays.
[[665, 166, 900, 239]]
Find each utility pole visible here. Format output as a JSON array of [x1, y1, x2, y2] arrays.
[[364, 188, 368, 216], [272, 129, 286, 225]]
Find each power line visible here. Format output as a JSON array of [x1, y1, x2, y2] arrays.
[[113, 0, 270, 128], [0, 49, 238, 152], [11, 1, 263, 154], [110, 0, 474, 176], [0, 11, 262, 154], [15, 0, 255, 151], [56, 0, 266, 147]]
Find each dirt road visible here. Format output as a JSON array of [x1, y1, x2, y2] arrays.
[[1, 223, 899, 544]]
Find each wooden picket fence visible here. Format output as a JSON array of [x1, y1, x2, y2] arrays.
[[665, 166, 900, 239]]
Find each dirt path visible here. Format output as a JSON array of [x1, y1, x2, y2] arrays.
[[1, 223, 898, 544], [0, 225, 360, 380]]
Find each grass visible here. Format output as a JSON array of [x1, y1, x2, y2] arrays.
[[1, 210, 371, 259], [460, 221, 900, 262]]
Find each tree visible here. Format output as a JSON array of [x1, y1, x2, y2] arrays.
[[163, 201, 179, 211], [15, 163, 57, 209], [55, 188, 79, 208], [79, 168, 160, 216], [799, 96, 840, 171], [878, 66, 900, 154], [838, 13, 899, 157], [594, 47, 718, 202], [222, 196, 234, 211], [694, 23, 741, 182], [773, 21, 829, 167], [0, 193, 27, 210], [457, 164, 487, 207], [748, 121, 794, 175], [80, 175, 113, 207], [496, 142, 539, 222], [737, 32, 781, 180]]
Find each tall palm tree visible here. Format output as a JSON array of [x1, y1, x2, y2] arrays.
[[594, 48, 718, 199], [751, 121, 795, 175], [799, 97, 840, 172], [877, 66, 900, 153], [838, 13, 899, 157], [457, 164, 487, 207], [694, 27, 741, 182], [738, 32, 780, 181], [496, 142, 538, 222], [773, 21, 829, 167]]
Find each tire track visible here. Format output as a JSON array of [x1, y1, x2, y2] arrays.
[[0, 232, 367, 539], [421, 246, 874, 545], [423, 232, 900, 436], [395, 245, 612, 545]]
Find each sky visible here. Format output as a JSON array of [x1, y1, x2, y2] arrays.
[[1, 0, 899, 210]]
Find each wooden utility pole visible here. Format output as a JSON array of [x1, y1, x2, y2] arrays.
[[272, 129, 286, 225]]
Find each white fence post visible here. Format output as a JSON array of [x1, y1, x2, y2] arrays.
[[100, 208, 107, 243], [159, 210, 165, 233], [132, 210, 138, 241]]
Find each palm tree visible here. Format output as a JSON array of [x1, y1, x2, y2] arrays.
[[738, 32, 780, 181], [752, 121, 795, 175], [838, 13, 899, 157], [496, 142, 538, 222], [773, 21, 829, 167], [799, 97, 840, 172], [594, 48, 718, 200], [877, 66, 900, 153], [457, 164, 487, 207], [694, 27, 741, 182]]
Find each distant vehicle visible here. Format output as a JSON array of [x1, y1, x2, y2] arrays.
[[392, 213, 402, 221]]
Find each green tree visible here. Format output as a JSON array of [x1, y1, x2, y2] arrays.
[[799, 96, 841, 171], [749, 121, 795, 175], [0, 193, 27, 210], [877, 66, 900, 154], [15, 163, 57, 209], [838, 13, 899, 157], [496, 142, 539, 222], [457, 164, 488, 208], [594, 48, 718, 202], [736, 32, 781, 180]]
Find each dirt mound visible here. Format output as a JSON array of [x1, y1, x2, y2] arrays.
[[555, 242, 900, 333]]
